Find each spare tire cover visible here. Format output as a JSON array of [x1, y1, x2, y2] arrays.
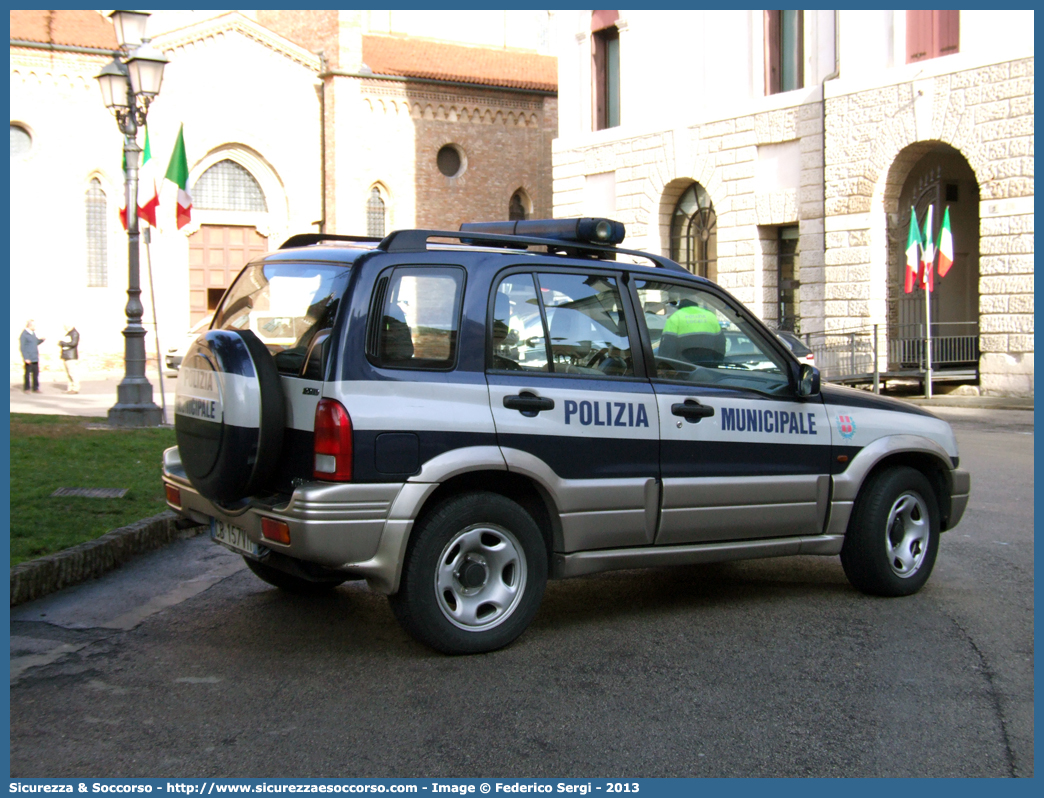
[[174, 330, 285, 505]]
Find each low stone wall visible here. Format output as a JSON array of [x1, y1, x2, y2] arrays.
[[10, 511, 207, 606]]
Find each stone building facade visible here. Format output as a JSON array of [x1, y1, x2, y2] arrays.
[[552, 10, 1033, 396], [9, 10, 556, 372]]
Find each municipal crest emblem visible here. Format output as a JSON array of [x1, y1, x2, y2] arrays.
[[837, 414, 856, 440]]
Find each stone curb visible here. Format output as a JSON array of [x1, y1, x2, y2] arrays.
[[10, 511, 207, 607]]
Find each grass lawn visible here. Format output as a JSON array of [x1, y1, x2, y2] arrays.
[[10, 414, 176, 566]]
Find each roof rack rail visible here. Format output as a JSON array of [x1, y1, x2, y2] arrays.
[[378, 226, 688, 274], [280, 233, 383, 250]]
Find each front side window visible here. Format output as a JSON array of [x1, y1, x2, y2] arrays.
[[670, 182, 717, 280], [368, 267, 464, 370], [215, 261, 350, 375], [490, 271, 634, 377], [636, 280, 790, 395], [85, 178, 108, 288]]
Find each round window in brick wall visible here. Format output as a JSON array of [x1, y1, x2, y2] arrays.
[[437, 145, 465, 178]]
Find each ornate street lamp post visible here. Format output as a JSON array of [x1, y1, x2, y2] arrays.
[[96, 10, 168, 427]]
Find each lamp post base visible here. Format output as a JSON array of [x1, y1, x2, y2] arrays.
[[108, 378, 164, 427], [108, 404, 164, 427]]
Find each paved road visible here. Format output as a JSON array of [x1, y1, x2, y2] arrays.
[[9, 408, 1033, 778]]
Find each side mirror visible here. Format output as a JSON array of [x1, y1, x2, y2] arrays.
[[797, 364, 821, 397]]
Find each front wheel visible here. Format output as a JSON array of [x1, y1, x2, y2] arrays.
[[389, 492, 548, 654], [841, 466, 940, 597]]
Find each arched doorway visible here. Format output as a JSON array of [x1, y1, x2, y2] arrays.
[[187, 158, 270, 325], [888, 145, 980, 377], [670, 182, 717, 280]]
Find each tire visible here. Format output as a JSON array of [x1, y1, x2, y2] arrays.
[[841, 466, 940, 597], [243, 556, 345, 594], [389, 492, 548, 655], [174, 330, 285, 504]]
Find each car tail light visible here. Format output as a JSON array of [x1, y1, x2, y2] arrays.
[[261, 517, 291, 545], [165, 484, 181, 507], [314, 398, 353, 481]]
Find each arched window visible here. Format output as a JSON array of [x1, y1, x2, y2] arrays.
[[670, 182, 717, 279], [85, 178, 108, 287], [509, 190, 528, 221], [11, 124, 31, 158], [193, 159, 267, 212], [367, 186, 386, 237]]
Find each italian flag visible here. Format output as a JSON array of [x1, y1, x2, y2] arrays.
[[937, 206, 954, 278], [137, 126, 160, 227], [919, 204, 935, 293], [903, 207, 921, 294], [164, 124, 192, 230]]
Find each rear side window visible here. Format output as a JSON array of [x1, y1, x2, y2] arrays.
[[367, 266, 465, 370], [214, 260, 350, 376]]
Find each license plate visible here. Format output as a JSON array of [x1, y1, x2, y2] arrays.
[[211, 519, 261, 557]]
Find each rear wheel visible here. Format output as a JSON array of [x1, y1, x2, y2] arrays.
[[244, 557, 345, 595], [390, 492, 548, 654], [841, 466, 940, 597]]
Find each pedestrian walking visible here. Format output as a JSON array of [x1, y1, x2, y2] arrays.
[[18, 319, 44, 393], [59, 323, 80, 393]]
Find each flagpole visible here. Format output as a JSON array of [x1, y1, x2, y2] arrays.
[[919, 204, 935, 400], [143, 226, 167, 423], [924, 270, 933, 399]]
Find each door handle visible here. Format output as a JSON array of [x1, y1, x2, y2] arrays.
[[503, 391, 555, 417], [671, 399, 715, 423]]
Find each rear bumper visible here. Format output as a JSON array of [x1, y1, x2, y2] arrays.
[[162, 446, 403, 573]]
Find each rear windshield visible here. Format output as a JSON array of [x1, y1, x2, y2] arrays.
[[214, 260, 350, 376]]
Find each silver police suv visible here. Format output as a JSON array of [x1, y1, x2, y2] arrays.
[[163, 218, 970, 654]]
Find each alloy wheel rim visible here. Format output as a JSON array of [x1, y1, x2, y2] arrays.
[[885, 491, 930, 578], [435, 524, 527, 631]]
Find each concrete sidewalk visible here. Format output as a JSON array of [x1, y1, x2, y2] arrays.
[[10, 372, 178, 424], [903, 393, 1034, 411]]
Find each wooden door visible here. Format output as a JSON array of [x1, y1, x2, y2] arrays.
[[187, 225, 268, 324]]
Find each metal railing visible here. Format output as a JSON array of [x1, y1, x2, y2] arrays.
[[889, 322, 980, 369], [804, 322, 979, 393], [806, 325, 881, 387]]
